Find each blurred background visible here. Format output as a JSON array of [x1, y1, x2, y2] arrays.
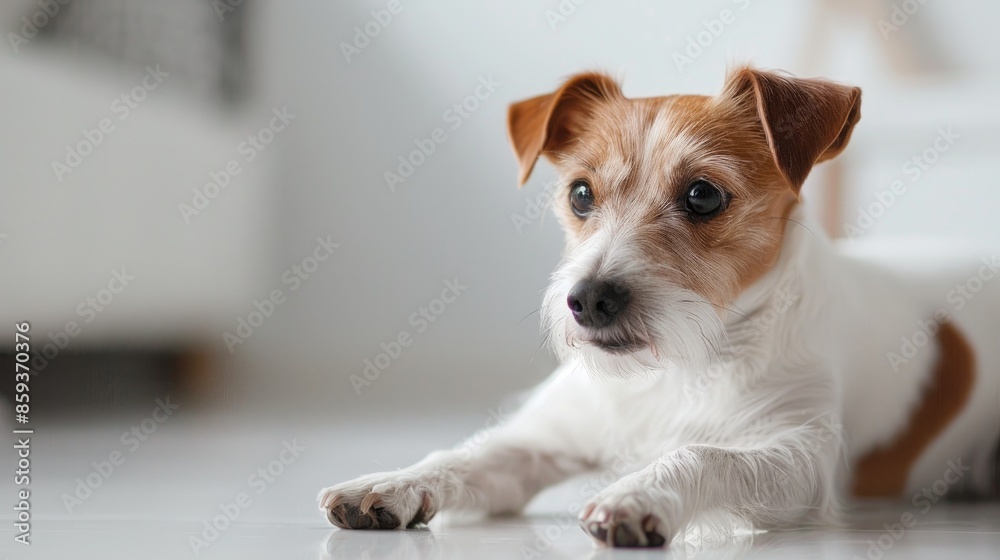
[[1, 1, 998, 558]]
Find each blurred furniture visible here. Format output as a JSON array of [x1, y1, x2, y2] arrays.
[[799, 0, 1000, 241], [0, 1, 272, 401]]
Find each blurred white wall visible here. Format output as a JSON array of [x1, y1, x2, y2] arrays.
[[232, 0, 1000, 414]]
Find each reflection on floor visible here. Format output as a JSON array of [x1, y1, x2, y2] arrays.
[[2, 413, 998, 559]]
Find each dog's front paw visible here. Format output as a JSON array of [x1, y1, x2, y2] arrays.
[[317, 472, 437, 530], [579, 481, 679, 548]]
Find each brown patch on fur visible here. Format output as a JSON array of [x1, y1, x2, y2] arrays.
[[852, 322, 976, 497], [506, 66, 860, 308]]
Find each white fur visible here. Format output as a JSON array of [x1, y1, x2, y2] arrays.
[[319, 205, 1000, 545]]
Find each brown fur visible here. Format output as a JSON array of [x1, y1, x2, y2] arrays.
[[852, 322, 976, 497]]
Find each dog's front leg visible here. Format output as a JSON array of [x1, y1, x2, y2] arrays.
[[318, 367, 601, 530], [579, 439, 837, 547]]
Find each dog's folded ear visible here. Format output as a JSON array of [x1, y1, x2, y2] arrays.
[[507, 73, 622, 187], [723, 67, 861, 193]]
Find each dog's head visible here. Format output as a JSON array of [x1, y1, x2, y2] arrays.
[[507, 66, 860, 376]]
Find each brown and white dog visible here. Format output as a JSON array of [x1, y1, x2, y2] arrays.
[[319, 66, 1000, 547]]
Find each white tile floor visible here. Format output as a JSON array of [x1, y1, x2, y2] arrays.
[[2, 413, 999, 559]]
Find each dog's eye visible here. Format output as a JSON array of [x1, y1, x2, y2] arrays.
[[570, 180, 594, 218], [684, 180, 726, 218]]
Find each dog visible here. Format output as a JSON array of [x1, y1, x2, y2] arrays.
[[319, 66, 1000, 548]]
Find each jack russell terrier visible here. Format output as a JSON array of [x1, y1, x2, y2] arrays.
[[319, 66, 1000, 548]]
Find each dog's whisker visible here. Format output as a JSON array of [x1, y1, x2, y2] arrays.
[[517, 308, 541, 326], [767, 216, 816, 238], [679, 299, 749, 321], [527, 338, 548, 365]]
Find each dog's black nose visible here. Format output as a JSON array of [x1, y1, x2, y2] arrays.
[[567, 279, 630, 328]]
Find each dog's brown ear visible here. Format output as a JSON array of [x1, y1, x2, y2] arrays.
[[507, 73, 622, 187], [724, 67, 861, 192]]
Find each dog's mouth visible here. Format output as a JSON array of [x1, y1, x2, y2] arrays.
[[584, 335, 647, 355], [565, 323, 650, 356]]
